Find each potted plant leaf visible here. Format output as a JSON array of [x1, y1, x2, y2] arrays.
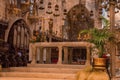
[[79, 17, 113, 69]]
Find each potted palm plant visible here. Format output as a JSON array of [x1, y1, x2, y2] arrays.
[[79, 17, 113, 69]]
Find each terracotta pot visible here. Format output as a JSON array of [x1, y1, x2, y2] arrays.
[[87, 70, 109, 80], [93, 58, 107, 70]]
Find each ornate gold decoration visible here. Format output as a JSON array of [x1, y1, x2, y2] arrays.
[[7, 1, 30, 16], [21, 1, 30, 11], [78, 33, 91, 41], [27, 15, 39, 24], [13, 8, 21, 15]]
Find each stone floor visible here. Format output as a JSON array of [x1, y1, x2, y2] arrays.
[[0, 64, 85, 80]]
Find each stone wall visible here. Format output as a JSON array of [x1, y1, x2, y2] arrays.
[[35, 0, 80, 37], [0, 0, 6, 20], [0, 0, 97, 40], [0, 0, 120, 41]]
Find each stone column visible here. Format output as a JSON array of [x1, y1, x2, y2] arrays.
[[31, 45, 37, 64], [36, 48, 40, 62], [46, 48, 51, 63], [43, 48, 47, 63], [29, 43, 33, 62], [63, 47, 68, 64], [39, 47, 43, 63], [57, 46, 62, 64], [86, 46, 90, 65], [109, 1, 116, 78], [69, 48, 73, 64]]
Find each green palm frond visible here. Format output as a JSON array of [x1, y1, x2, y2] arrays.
[[79, 17, 113, 57]]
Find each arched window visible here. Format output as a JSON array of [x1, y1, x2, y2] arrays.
[[8, 19, 30, 54], [66, 4, 94, 41]]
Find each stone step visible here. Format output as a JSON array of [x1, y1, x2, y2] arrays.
[[27, 64, 85, 69], [0, 77, 75, 80], [0, 64, 80, 80], [0, 72, 76, 79], [8, 67, 80, 73]]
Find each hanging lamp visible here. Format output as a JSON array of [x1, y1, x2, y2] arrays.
[[39, 0, 45, 10], [53, 4, 60, 17], [46, 2, 53, 14]]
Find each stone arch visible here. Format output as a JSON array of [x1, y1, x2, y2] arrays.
[[6, 18, 31, 53], [64, 4, 94, 41], [5, 18, 31, 42]]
